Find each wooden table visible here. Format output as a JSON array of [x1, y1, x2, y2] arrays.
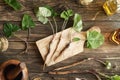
[[0, 0, 120, 80]]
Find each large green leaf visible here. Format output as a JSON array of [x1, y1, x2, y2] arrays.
[[35, 7, 52, 24], [22, 14, 35, 30], [4, 0, 22, 10], [61, 10, 73, 20], [87, 31, 104, 49], [37, 7, 52, 17], [73, 13, 83, 32], [3, 23, 21, 37]]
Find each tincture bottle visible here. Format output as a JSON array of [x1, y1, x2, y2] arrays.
[[103, 0, 120, 16]]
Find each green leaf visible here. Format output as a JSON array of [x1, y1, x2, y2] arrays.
[[35, 7, 52, 24], [111, 75, 120, 80], [4, 0, 22, 10], [61, 10, 73, 20], [37, 15, 48, 24], [36, 7, 52, 17], [22, 14, 35, 30], [3, 23, 21, 37], [72, 37, 80, 42], [44, 5, 58, 17], [87, 31, 104, 49], [73, 13, 83, 32], [105, 61, 112, 70]]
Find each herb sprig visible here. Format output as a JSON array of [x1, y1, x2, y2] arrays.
[[3, 23, 21, 38], [61, 9, 73, 30], [4, 0, 22, 10], [3, 14, 35, 54]]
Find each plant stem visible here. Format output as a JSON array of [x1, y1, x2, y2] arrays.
[[95, 71, 110, 79], [43, 20, 56, 70], [62, 20, 68, 30], [53, 57, 109, 71], [48, 20, 55, 34], [27, 28, 30, 40], [54, 58, 93, 71], [53, 17, 58, 33], [49, 70, 102, 80], [14, 34, 28, 54], [61, 20, 66, 31], [94, 59, 106, 66]]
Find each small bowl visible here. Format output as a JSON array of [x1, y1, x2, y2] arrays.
[[0, 60, 28, 80]]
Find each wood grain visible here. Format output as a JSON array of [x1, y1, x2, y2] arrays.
[[0, 0, 120, 80]]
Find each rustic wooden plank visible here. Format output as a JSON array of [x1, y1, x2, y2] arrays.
[[0, 8, 120, 21], [0, 0, 120, 21], [29, 72, 117, 80], [29, 72, 97, 80], [0, 0, 120, 80]]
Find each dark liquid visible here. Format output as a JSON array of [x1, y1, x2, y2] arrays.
[[3, 64, 23, 80]]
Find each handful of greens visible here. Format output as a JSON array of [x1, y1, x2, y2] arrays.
[[35, 6, 104, 49], [3, 14, 35, 38]]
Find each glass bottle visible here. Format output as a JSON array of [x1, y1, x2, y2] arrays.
[[103, 0, 120, 16], [79, 0, 93, 6]]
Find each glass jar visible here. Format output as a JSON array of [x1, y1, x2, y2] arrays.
[[103, 0, 120, 16], [79, 0, 93, 6]]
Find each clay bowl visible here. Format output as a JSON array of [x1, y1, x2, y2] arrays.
[[0, 60, 28, 80]]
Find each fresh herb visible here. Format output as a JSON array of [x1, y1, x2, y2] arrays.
[[61, 10, 73, 20], [3, 23, 21, 37], [87, 31, 104, 49], [44, 6, 58, 33], [22, 14, 35, 30], [35, 6, 56, 34], [4, 0, 22, 10], [61, 10, 73, 30], [36, 7, 52, 24], [3, 14, 35, 54], [72, 37, 80, 42], [73, 13, 83, 32], [21, 14, 35, 54]]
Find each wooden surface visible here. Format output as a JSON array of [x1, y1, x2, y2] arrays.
[[0, 0, 120, 80]]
